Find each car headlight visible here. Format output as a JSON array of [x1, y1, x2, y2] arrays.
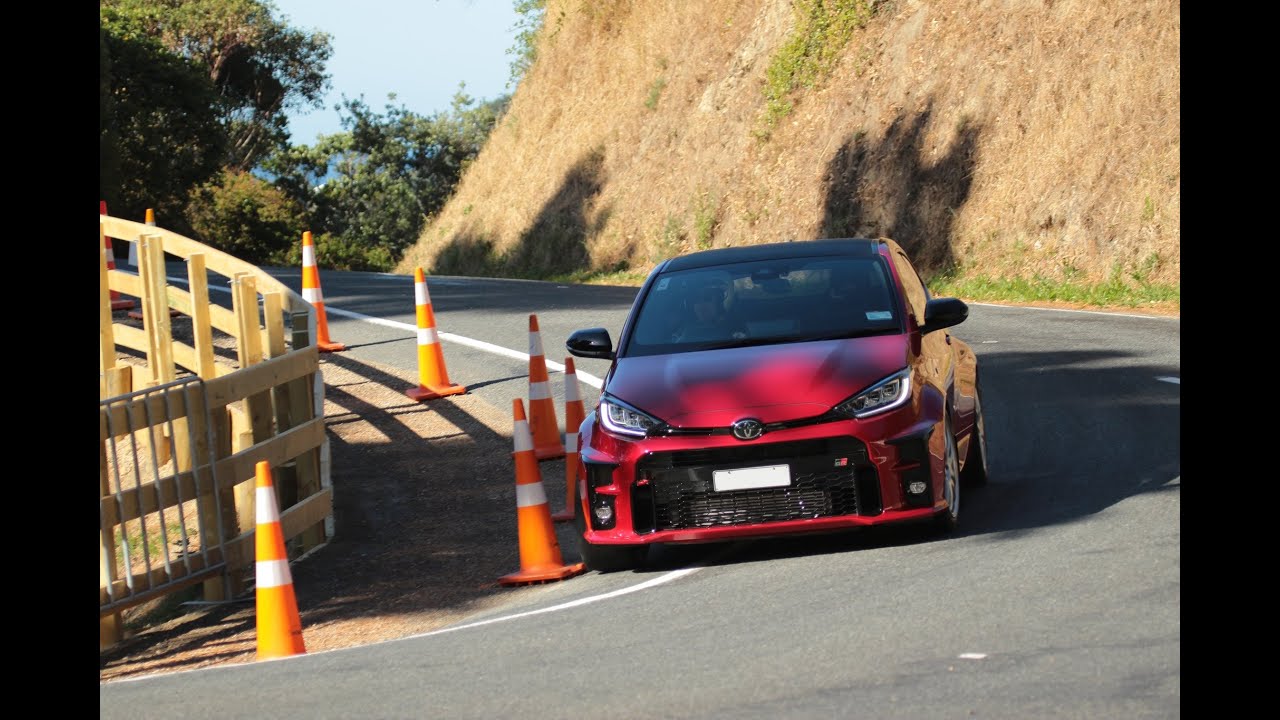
[[599, 395, 663, 437], [834, 369, 912, 418]]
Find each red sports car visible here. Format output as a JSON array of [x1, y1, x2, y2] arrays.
[[566, 238, 989, 571]]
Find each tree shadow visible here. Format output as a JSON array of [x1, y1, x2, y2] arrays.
[[100, 351, 553, 679], [820, 100, 981, 275], [610, 347, 1180, 571]]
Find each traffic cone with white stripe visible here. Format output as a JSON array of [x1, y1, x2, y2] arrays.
[[300, 231, 345, 352], [99, 201, 136, 311], [552, 357, 587, 522], [254, 460, 307, 659], [527, 314, 565, 460], [499, 399, 585, 586], [406, 267, 466, 401]]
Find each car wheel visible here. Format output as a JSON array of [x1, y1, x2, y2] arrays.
[[935, 412, 961, 534], [961, 384, 989, 488], [574, 487, 647, 572]]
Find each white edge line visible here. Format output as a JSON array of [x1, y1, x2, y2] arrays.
[[968, 301, 1179, 321], [105, 567, 701, 685], [410, 567, 700, 639], [177, 277, 605, 389], [1156, 376, 1180, 385]]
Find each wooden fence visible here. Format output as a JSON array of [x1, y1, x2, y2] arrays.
[[99, 215, 332, 650]]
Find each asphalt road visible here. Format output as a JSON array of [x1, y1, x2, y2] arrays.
[[102, 266, 1181, 719]]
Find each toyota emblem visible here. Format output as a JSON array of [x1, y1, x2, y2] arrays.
[[731, 418, 765, 441]]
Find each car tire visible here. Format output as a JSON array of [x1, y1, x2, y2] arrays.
[[961, 383, 989, 488], [934, 411, 961, 534], [574, 487, 648, 572]]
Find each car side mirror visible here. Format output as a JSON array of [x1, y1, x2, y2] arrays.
[[567, 327, 615, 360], [921, 298, 968, 334]]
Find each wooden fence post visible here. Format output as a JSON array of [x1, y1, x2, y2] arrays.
[[231, 273, 275, 541], [184, 254, 235, 602], [291, 311, 327, 551], [263, 293, 304, 554], [137, 234, 175, 469]]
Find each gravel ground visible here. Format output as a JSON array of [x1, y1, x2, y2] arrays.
[[99, 348, 585, 684]]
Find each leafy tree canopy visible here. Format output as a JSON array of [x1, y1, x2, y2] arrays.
[[101, 0, 332, 170], [99, 23, 227, 234], [262, 88, 509, 270]]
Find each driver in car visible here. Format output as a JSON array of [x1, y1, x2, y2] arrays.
[[672, 284, 748, 343]]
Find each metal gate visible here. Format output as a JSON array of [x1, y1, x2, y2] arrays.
[[100, 375, 231, 616]]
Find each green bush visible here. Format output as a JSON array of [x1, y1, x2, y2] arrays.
[[185, 169, 309, 265], [282, 232, 395, 273], [759, 0, 875, 138]]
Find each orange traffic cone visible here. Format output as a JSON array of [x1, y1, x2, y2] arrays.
[[300, 231, 345, 352], [99, 201, 136, 311], [552, 357, 587, 522], [253, 460, 307, 659], [499, 400, 585, 586], [527, 314, 565, 460], [406, 267, 466, 401]]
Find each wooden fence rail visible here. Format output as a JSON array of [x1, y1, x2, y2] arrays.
[[99, 214, 331, 650]]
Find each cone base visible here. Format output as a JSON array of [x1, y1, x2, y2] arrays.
[[110, 299, 136, 311], [257, 645, 307, 661], [498, 562, 586, 586], [406, 383, 466, 401], [534, 446, 566, 461], [318, 341, 346, 353], [550, 509, 575, 523]]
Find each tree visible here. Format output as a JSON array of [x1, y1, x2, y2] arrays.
[[262, 89, 509, 270], [507, 0, 547, 89], [99, 22, 227, 235], [100, 0, 332, 171], [186, 169, 309, 265]]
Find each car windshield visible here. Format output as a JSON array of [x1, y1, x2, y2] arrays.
[[622, 255, 903, 357]]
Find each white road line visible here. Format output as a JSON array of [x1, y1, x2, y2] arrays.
[[172, 276, 605, 389], [406, 567, 702, 640], [323, 306, 606, 389], [1156, 376, 1180, 385], [114, 565, 704, 684], [958, 653, 988, 660]]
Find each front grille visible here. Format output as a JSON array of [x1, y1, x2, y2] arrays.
[[632, 437, 881, 532]]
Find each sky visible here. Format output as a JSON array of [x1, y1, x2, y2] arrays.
[[269, 0, 524, 146]]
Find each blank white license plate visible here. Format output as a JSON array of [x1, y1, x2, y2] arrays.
[[713, 464, 791, 492]]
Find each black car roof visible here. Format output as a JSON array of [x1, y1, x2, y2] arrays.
[[659, 238, 880, 273]]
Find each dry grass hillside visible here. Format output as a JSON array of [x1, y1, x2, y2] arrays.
[[396, 0, 1178, 293]]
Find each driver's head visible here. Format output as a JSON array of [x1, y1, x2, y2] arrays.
[[692, 285, 722, 321]]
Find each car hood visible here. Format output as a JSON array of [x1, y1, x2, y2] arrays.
[[607, 335, 910, 427]]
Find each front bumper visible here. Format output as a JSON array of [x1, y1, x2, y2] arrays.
[[578, 407, 944, 546]]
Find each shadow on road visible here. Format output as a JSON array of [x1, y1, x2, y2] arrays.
[[610, 347, 1180, 573], [101, 339, 1178, 680]]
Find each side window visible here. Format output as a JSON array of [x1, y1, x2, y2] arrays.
[[890, 250, 928, 325]]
